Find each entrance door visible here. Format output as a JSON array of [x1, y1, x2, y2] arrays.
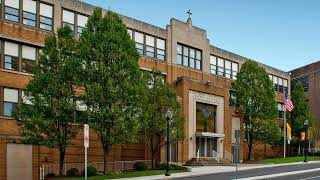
[[7, 144, 33, 180], [196, 137, 217, 157]]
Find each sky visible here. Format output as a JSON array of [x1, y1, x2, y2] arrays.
[[82, 0, 320, 72]]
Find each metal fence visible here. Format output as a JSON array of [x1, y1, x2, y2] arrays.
[[41, 160, 152, 176]]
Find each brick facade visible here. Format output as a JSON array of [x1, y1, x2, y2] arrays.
[[0, 0, 290, 179]]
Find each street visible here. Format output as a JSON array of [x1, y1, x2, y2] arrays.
[[179, 162, 320, 180]]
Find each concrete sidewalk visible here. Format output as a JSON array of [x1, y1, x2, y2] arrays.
[[110, 161, 320, 180]]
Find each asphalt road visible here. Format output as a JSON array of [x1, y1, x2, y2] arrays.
[[178, 162, 320, 180]]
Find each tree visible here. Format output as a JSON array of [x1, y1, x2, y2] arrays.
[[77, 9, 144, 174], [291, 81, 313, 149], [15, 26, 78, 176], [232, 60, 278, 160], [140, 70, 184, 169]]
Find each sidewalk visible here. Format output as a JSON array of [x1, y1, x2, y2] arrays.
[[110, 161, 320, 180]]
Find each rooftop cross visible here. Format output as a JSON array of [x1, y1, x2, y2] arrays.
[[187, 9, 192, 19]]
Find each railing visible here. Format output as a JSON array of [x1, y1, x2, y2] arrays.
[[40, 160, 152, 177], [224, 150, 233, 162], [212, 150, 219, 163]]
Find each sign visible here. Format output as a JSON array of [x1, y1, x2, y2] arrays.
[[235, 130, 240, 145], [301, 132, 306, 141], [84, 124, 89, 148]]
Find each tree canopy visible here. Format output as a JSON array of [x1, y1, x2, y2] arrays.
[[232, 60, 279, 160]]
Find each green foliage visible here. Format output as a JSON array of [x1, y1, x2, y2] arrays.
[[82, 166, 97, 177], [133, 161, 147, 171], [77, 8, 145, 173], [14, 26, 78, 176], [66, 168, 79, 176], [291, 81, 313, 142], [232, 60, 279, 160], [140, 69, 184, 168]]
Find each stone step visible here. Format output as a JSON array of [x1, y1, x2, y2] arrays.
[[185, 158, 232, 166]]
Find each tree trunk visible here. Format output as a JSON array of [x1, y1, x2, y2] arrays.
[[103, 145, 111, 175], [247, 142, 253, 160], [59, 147, 66, 176]]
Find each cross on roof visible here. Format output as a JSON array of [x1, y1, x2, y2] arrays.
[[187, 9, 192, 19]]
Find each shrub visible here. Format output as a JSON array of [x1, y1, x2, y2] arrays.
[[133, 161, 147, 171], [66, 168, 79, 176], [82, 166, 97, 177], [45, 172, 55, 178]]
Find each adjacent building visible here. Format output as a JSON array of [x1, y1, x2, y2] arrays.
[[290, 61, 320, 147], [0, 0, 290, 179]]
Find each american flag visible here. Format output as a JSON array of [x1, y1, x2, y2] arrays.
[[284, 94, 294, 112]]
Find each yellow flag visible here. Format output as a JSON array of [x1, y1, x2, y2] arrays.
[[287, 123, 292, 144]]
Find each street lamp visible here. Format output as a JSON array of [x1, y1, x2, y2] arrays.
[[303, 119, 309, 162], [165, 109, 173, 176]]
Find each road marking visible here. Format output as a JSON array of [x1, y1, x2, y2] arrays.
[[236, 168, 320, 180], [300, 175, 320, 180]]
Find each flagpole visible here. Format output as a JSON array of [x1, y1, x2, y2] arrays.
[[284, 106, 287, 159]]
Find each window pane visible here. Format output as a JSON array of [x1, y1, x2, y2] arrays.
[[134, 32, 144, 43], [210, 55, 216, 65], [5, 0, 19, 8], [225, 60, 231, 69], [196, 60, 201, 70], [146, 35, 154, 46], [23, 0, 36, 13], [5, 6, 19, 22], [183, 46, 188, 56], [157, 49, 165, 60], [4, 88, 18, 102], [157, 39, 165, 50], [232, 62, 238, 71], [23, 11, 36, 27], [183, 56, 188, 66], [22, 45, 36, 60], [177, 44, 182, 54], [196, 50, 201, 60], [22, 91, 33, 105], [283, 79, 288, 87], [5, 42, 18, 56], [63, 10, 74, 24], [189, 58, 194, 68], [77, 14, 88, 27], [190, 48, 195, 58], [218, 58, 224, 67], [177, 54, 182, 64], [40, 3, 53, 18], [4, 102, 17, 116]]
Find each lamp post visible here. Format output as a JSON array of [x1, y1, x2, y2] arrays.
[[165, 109, 173, 176], [303, 119, 309, 162]]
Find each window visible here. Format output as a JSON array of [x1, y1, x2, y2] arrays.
[[40, 3, 53, 31], [22, 45, 36, 73], [4, 42, 19, 71], [270, 74, 288, 94], [225, 60, 232, 79], [283, 79, 288, 94], [183, 46, 188, 66], [62, 10, 75, 31], [196, 102, 216, 133], [134, 32, 144, 55], [77, 14, 88, 38], [22, 90, 32, 105], [273, 76, 278, 91], [292, 76, 309, 92], [75, 100, 87, 123], [229, 91, 237, 106], [195, 50, 201, 70], [146, 35, 155, 58], [177, 43, 202, 70], [278, 78, 283, 93], [232, 62, 238, 80], [210, 55, 217, 75], [23, 0, 36, 27], [3, 88, 18, 117], [156, 38, 165, 60], [127, 29, 133, 39], [5, 0, 19, 22], [278, 103, 284, 119], [177, 44, 182, 65], [189, 48, 195, 68], [217, 58, 224, 76]]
